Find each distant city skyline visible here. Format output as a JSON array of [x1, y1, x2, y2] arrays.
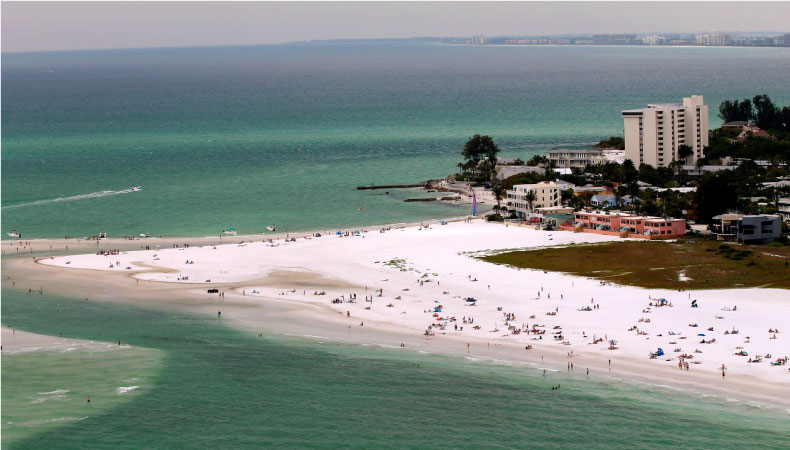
[[3, 1, 790, 53]]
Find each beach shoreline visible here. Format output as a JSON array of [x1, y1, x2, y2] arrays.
[[3, 219, 789, 410]]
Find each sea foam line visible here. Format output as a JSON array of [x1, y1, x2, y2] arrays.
[[3, 189, 137, 210]]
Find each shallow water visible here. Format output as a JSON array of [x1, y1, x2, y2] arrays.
[[2, 289, 788, 449]]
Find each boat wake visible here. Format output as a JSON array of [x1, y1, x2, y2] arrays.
[[3, 188, 138, 210]]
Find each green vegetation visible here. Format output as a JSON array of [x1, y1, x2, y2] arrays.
[[719, 94, 790, 133], [456, 134, 501, 182], [704, 128, 790, 162], [481, 239, 790, 289], [595, 136, 625, 150]]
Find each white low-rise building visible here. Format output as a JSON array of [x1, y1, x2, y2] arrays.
[[506, 181, 574, 218]]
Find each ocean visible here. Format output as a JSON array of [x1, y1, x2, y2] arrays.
[[3, 43, 790, 447], [3, 289, 789, 449], [3, 43, 790, 239]]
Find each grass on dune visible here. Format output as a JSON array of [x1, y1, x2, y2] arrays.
[[480, 238, 790, 290]]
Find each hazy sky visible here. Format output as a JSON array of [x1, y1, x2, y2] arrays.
[[3, 1, 790, 53]]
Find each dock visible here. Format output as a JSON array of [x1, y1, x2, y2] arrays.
[[356, 183, 426, 190]]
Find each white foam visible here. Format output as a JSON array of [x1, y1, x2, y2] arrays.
[[116, 386, 140, 394], [3, 188, 137, 210], [37, 389, 70, 395]]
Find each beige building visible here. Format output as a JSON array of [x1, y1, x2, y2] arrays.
[[622, 95, 709, 168], [548, 148, 604, 169], [506, 181, 574, 218]]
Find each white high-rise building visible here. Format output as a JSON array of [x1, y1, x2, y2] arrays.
[[622, 95, 709, 168]]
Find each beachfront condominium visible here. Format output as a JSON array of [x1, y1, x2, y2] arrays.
[[506, 180, 574, 218], [622, 95, 709, 168], [548, 148, 605, 169]]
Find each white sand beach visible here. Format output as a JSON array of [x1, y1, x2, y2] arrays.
[[34, 219, 790, 388]]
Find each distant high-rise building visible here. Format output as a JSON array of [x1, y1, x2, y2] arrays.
[[593, 34, 637, 45], [774, 34, 790, 46], [642, 35, 666, 45], [710, 34, 731, 46], [696, 34, 710, 46], [471, 35, 487, 45], [622, 95, 709, 168]]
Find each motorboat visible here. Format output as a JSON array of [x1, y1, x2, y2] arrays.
[[223, 228, 237, 235], [131, 186, 142, 192], [139, 233, 150, 238], [266, 225, 276, 232], [7, 230, 20, 238]]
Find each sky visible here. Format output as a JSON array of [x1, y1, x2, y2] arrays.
[[3, 1, 790, 53]]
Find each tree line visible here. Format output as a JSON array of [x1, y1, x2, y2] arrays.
[[719, 94, 790, 132]]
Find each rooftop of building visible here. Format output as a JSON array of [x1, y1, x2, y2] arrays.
[[575, 210, 684, 222], [547, 148, 603, 154]]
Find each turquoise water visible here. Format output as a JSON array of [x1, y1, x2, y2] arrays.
[[3, 289, 789, 449], [2, 341, 163, 443], [3, 44, 790, 238]]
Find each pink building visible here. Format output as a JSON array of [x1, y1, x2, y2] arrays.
[[566, 212, 686, 239]]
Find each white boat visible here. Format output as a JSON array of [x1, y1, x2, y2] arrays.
[[131, 185, 142, 192], [139, 233, 150, 238], [7, 230, 20, 238], [223, 228, 237, 235], [266, 225, 276, 232]]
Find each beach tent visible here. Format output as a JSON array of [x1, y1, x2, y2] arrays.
[[465, 298, 477, 303], [697, 334, 705, 336], [336, 231, 342, 235], [656, 348, 664, 356]]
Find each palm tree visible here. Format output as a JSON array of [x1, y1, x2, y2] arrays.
[[492, 185, 505, 218], [525, 190, 537, 213], [677, 145, 694, 164]]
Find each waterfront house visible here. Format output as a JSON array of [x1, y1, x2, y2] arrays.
[[711, 214, 781, 244], [590, 194, 617, 207], [548, 148, 605, 169]]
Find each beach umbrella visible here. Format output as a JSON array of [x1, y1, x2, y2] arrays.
[[553, 326, 561, 329], [336, 231, 342, 235], [697, 333, 705, 336]]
